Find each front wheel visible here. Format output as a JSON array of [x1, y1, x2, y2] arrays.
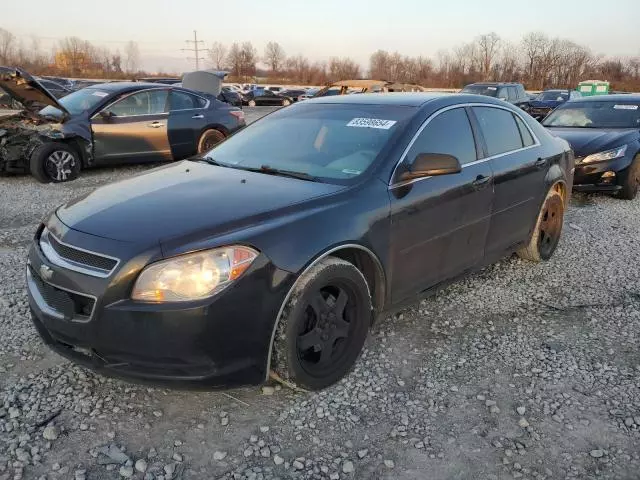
[[248, 100, 256, 107], [282, 99, 291, 106], [616, 156, 639, 200], [517, 187, 565, 262], [30, 143, 81, 183], [271, 257, 372, 390]]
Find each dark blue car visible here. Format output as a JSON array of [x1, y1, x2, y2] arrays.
[[530, 89, 582, 121]]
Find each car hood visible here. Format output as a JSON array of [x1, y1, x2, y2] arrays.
[[56, 161, 346, 244], [530, 100, 564, 109], [0, 67, 70, 116], [545, 128, 639, 157]]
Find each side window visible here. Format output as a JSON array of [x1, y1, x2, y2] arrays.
[[473, 106, 523, 156], [497, 87, 509, 100], [170, 90, 198, 110], [518, 85, 526, 99], [514, 114, 535, 147], [194, 96, 207, 108], [108, 90, 168, 116], [406, 108, 477, 166]]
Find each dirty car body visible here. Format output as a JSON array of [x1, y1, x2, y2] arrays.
[[0, 67, 244, 182], [28, 93, 573, 390]]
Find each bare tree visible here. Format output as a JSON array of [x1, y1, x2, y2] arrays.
[[0, 28, 15, 64], [328, 57, 360, 82], [240, 41, 258, 79], [57, 37, 91, 75], [112, 51, 122, 73], [209, 41, 227, 70], [124, 41, 140, 74], [226, 43, 242, 77], [476, 32, 501, 80], [264, 41, 286, 74]]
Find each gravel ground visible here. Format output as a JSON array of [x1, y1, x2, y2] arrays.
[[1, 106, 639, 480]]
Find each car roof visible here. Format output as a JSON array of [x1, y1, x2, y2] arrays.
[[469, 82, 522, 86], [301, 92, 505, 107], [84, 82, 166, 92], [570, 94, 640, 102]]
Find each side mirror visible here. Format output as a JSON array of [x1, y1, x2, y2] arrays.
[[498, 96, 508, 101], [401, 153, 462, 181], [99, 110, 114, 119]]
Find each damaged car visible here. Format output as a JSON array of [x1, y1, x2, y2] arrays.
[[0, 67, 245, 183]]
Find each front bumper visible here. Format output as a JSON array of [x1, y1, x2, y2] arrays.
[[27, 223, 294, 389], [572, 154, 633, 193]]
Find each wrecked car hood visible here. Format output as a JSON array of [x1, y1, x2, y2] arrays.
[[181, 70, 226, 97], [0, 67, 70, 116]]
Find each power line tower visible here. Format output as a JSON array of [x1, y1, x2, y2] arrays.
[[181, 30, 209, 70]]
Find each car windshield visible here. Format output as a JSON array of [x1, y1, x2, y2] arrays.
[[538, 91, 569, 101], [39, 87, 110, 116], [461, 85, 498, 97], [203, 104, 415, 183], [543, 101, 640, 128]]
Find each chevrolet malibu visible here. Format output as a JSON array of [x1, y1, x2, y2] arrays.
[[27, 93, 573, 390]]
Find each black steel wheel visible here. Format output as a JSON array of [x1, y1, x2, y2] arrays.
[[517, 187, 565, 262], [272, 257, 372, 390]]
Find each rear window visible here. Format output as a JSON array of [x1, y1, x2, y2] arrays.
[[461, 85, 498, 97], [473, 106, 524, 156], [204, 104, 416, 183]]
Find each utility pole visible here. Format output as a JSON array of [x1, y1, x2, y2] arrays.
[[181, 30, 209, 70]]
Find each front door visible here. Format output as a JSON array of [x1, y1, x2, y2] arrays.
[[91, 89, 172, 163], [470, 106, 547, 256], [389, 107, 494, 303]]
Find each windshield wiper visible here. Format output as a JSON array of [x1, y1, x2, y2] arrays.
[[239, 165, 317, 182]]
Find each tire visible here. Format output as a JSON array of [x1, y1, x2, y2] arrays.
[[616, 156, 640, 200], [517, 187, 565, 262], [282, 99, 291, 106], [272, 257, 372, 390], [248, 100, 256, 107], [197, 129, 225, 154], [30, 142, 81, 183]]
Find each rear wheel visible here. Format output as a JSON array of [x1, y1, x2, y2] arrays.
[[517, 187, 565, 262], [282, 99, 291, 106], [197, 129, 225, 154], [248, 99, 257, 107], [616, 156, 640, 200], [271, 257, 372, 390], [30, 143, 81, 183]]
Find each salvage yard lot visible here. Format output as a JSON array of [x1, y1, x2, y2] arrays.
[[1, 106, 639, 480]]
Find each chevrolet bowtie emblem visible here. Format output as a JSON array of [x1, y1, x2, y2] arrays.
[[40, 264, 54, 281]]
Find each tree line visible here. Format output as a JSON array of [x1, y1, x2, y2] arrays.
[[1, 26, 639, 90]]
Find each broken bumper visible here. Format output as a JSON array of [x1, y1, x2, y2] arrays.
[[572, 155, 633, 193]]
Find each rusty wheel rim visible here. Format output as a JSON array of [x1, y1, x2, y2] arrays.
[[538, 195, 563, 260]]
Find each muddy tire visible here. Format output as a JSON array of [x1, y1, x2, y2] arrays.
[[616, 156, 640, 200], [30, 142, 81, 183], [197, 129, 225, 154], [517, 187, 565, 262], [271, 257, 372, 390]]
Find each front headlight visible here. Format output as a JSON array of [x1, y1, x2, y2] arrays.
[[581, 145, 628, 164], [131, 246, 258, 302]]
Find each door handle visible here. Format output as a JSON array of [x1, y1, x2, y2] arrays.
[[147, 121, 164, 128], [535, 157, 547, 169], [472, 174, 490, 189], [192, 114, 204, 119]]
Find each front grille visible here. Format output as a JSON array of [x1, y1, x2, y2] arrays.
[[39, 228, 119, 277], [29, 266, 95, 320]]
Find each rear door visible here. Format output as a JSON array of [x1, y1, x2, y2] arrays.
[[91, 88, 171, 163], [389, 106, 494, 303], [167, 89, 209, 159], [471, 105, 546, 257], [259, 90, 280, 105]]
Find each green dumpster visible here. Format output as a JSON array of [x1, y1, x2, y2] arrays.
[[577, 80, 610, 96]]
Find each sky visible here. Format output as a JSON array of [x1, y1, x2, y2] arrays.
[[3, 0, 640, 73]]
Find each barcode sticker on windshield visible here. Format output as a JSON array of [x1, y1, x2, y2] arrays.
[[613, 104, 638, 110], [347, 118, 397, 129], [92, 91, 109, 97]]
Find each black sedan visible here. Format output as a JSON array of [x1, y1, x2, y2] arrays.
[[529, 89, 582, 121], [0, 67, 245, 183], [27, 93, 573, 390], [244, 89, 293, 107], [543, 94, 640, 199]]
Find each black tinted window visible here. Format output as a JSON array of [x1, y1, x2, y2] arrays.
[[473, 107, 523, 156], [407, 108, 477, 166], [514, 115, 535, 147], [170, 91, 199, 110]]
